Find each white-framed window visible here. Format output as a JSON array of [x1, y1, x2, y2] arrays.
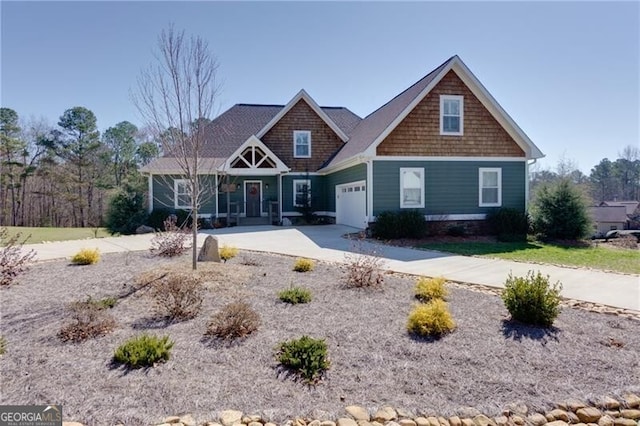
[[479, 168, 502, 207], [440, 95, 464, 135], [293, 179, 311, 207], [174, 179, 192, 209], [400, 167, 425, 208], [294, 130, 311, 158]]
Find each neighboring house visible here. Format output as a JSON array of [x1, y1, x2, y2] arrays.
[[141, 55, 544, 230], [588, 206, 629, 237], [599, 200, 640, 229]]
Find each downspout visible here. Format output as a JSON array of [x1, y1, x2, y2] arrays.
[[366, 158, 374, 225], [525, 158, 537, 211], [278, 173, 283, 224], [214, 172, 219, 219], [148, 173, 154, 213]]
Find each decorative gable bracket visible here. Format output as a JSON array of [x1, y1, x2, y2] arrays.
[[219, 135, 290, 175]]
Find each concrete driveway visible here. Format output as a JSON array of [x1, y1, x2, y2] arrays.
[[20, 225, 640, 311]]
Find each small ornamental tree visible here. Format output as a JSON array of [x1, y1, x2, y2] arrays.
[[532, 179, 591, 241]]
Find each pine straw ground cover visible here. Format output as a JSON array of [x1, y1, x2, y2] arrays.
[[0, 251, 639, 425]]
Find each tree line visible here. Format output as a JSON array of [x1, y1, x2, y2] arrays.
[[0, 107, 159, 227]]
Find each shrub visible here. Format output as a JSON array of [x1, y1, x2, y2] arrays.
[[342, 242, 385, 289], [71, 248, 100, 265], [113, 334, 174, 368], [205, 301, 261, 340], [414, 276, 448, 302], [148, 208, 191, 231], [150, 217, 191, 257], [277, 335, 329, 382], [219, 245, 239, 263], [487, 207, 529, 242], [0, 336, 6, 355], [279, 286, 312, 304], [0, 227, 35, 286], [407, 299, 456, 337], [58, 298, 116, 342], [89, 296, 117, 309], [446, 225, 466, 237], [532, 179, 591, 241], [150, 272, 204, 321], [372, 211, 399, 240], [293, 257, 314, 272], [502, 271, 562, 327], [105, 186, 148, 235]]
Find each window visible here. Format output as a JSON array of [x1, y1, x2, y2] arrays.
[[293, 179, 311, 207], [400, 168, 424, 208], [294, 131, 311, 158], [479, 168, 502, 207], [440, 95, 464, 135], [174, 179, 192, 209]]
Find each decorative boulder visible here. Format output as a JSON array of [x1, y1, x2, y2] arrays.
[[198, 235, 221, 262], [135, 225, 155, 234]]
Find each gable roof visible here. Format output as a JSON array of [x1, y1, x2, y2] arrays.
[[589, 206, 629, 223], [220, 135, 289, 175], [256, 89, 351, 142], [324, 55, 544, 169], [599, 200, 639, 215]]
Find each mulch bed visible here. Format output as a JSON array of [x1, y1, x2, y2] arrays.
[[1, 251, 639, 425]]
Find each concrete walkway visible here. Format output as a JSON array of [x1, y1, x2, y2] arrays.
[[21, 225, 640, 311]]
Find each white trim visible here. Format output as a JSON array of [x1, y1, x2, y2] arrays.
[[148, 173, 154, 213], [283, 171, 323, 176], [214, 173, 219, 218], [366, 160, 373, 222], [440, 94, 464, 136], [372, 155, 527, 162], [283, 211, 336, 217], [317, 155, 366, 175], [220, 135, 289, 173], [278, 173, 283, 223], [424, 214, 487, 221], [478, 167, 502, 207], [244, 180, 263, 217], [362, 56, 544, 160], [293, 130, 311, 158], [173, 179, 191, 210], [256, 89, 349, 142], [399, 167, 425, 209], [293, 179, 311, 208]]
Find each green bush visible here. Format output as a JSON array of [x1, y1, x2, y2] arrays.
[[372, 210, 426, 240], [487, 207, 529, 242], [407, 299, 456, 337], [277, 335, 329, 382], [105, 187, 148, 235], [414, 276, 448, 302], [446, 225, 466, 237], [278, 286, 312, 304], [293, 257, 314, 272], [219, 245, 239, 263], [502, 271, 562, 327], [113, 334, 174, 368], [71, 248, 100, 265], [532, 179, 591, 241], [147, 208, 190, 231]]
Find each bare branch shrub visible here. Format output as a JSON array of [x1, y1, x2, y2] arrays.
[[342, 239, 386, 289], [150, 216, 191, 257], [609, 235, 638, 250], [205, 301, 260, 340], [150, 271, 204, 321], [58, 299, 117, 342], [0, 227, 35, 286]]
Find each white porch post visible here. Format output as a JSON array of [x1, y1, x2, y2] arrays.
[[148, 173, 154, 213]]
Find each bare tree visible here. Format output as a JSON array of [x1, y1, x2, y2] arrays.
[[134, 25, 220, 270]]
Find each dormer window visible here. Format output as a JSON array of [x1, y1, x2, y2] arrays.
[[440, 95, 464, 135], [294, 130, 311, 158]]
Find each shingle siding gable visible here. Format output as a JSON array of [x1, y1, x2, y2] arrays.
[[261, 99, 345, 171], [377, 70, 525, 157]]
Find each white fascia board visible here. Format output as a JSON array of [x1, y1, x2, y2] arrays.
[[317, 155, 367, 175], [256, 89, 349, 142], [372, 156, 527, 162]]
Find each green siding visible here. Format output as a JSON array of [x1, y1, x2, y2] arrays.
[[324, 164, 367, 212], [152, 175, 217, 214], [372, 161, 526, 216], [217, 176, 278, 215], [281, 175, 326, 212]]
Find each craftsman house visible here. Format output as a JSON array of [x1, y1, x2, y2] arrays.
[[141, 55, 544, 229]]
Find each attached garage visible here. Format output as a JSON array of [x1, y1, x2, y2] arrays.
[[335, 180, 367, 229]]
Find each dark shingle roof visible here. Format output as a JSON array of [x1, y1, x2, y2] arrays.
[[589, 206, 628, 223], [199, 104, 362, 158], [325, 56, 455, 167], [599, 201, 639, 215]]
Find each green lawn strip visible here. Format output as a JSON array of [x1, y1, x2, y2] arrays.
[[418, 241, 640, 275], [2, 226, 111, 245]]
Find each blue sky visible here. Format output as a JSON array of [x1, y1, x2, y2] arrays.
[[1, 1, 638, 174]]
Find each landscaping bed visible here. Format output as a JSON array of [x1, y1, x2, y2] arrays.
[[1, 251, 639, 425]]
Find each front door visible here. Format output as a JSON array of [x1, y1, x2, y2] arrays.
[[245, 181, 261, 217]]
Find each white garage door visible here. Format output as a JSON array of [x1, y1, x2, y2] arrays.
[[336, 181, 367, 229]]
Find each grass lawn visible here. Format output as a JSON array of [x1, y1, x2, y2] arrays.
[[417, 240, 640, 274], [2, 226, 111, 244]]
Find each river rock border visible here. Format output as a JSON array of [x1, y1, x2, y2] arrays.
[[62, 393, 640, 426]]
